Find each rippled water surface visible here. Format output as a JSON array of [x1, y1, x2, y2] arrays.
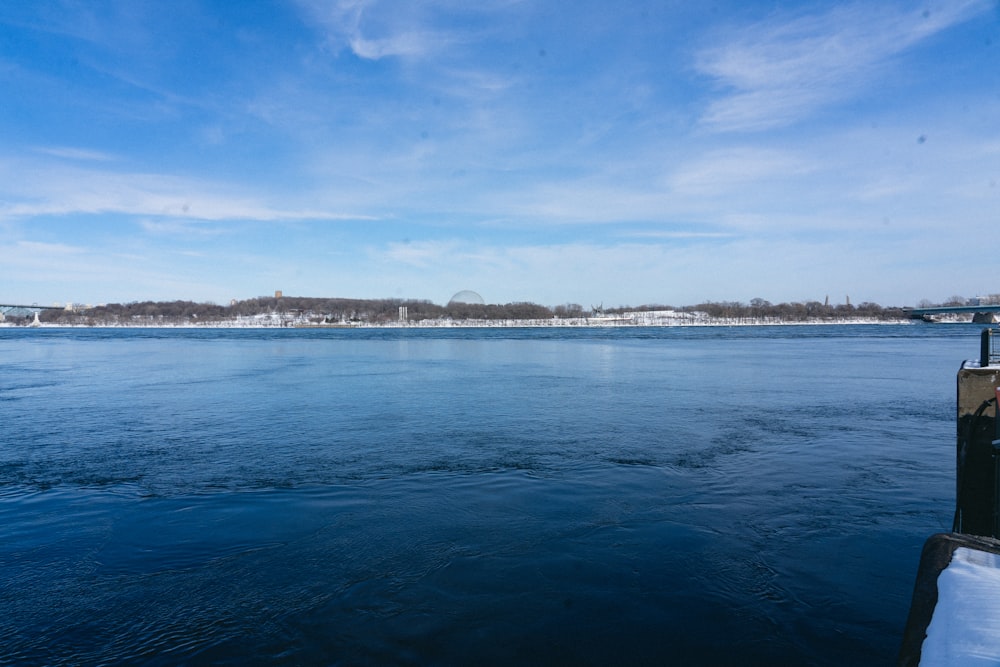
[[0, 325, 975, 665]]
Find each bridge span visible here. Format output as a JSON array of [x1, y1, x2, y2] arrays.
[[0, 303, 62, 325], [906, 304, 1000, 323]]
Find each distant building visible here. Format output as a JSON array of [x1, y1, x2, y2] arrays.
[[275, 290, 283, 299], [448, 290, 485, 306]]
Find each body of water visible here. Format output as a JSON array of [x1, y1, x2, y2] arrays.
[[0, 325, 975, 665]]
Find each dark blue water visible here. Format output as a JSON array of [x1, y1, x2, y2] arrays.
[[0, 325, 973, 665]]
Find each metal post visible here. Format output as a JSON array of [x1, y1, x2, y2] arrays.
[[994, 388, 1000, 537], [994, 437, 1000, 538], [982, 328, 994, 367]]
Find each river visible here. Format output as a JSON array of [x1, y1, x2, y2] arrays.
[[0, 325, 974, 665]]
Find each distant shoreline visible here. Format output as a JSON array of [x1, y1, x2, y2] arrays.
[[1, 317, 920, 330]]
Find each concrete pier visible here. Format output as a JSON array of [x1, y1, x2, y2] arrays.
[[899, 329, 1000, 665], [955, 330, 1000, 536]]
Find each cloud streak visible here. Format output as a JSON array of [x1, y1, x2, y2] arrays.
[[0, 159, 376, 223], [696, 1, 992, 132], [295, 0, 451, 60], [32, 146, 119, 162], [667, 147, 815, 195]]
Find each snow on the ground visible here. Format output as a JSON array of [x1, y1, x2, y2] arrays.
[[11, 310, 913, 329], [920, 546, 1000, 666]]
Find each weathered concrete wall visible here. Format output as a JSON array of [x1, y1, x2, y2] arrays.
[[958, 365, 1000, 420], [956, 364, 1000, 536]]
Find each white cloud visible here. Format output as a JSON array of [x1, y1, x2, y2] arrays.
[[348, 31, 440, 59], [0, 159, 376, 223], [497, 183, 669, 224], [383, 239, 464, 268], [696, 1, 992, 132], [15, 240, 86, 255], [0, 234, 249, 305], [138, 220, 230, 237], [464, 147, 817, 227], [295, 0, 449, 60], [623, 230, 736, 240], [432, 66, 520, 99], [32, 146, 118, 162], [668, 147, 814, 195]]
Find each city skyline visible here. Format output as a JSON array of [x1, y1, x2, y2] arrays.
[[1, 1, 998, 308]]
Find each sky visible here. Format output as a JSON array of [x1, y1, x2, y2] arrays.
[[1, 0, 998, 309]]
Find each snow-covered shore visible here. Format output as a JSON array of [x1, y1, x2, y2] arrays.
[[3, 309, 917, 329]]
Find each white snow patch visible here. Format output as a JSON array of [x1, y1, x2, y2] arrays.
[[921, 547, 1000, 665]]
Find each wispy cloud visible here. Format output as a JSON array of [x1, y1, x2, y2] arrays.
[[383, 239, 464, 268], [295, 0, 451, 60], [0, 160, 376, 223], [349, 30, 441, 60], [15, 240, 86, 255], [32, 146, 118, 162], [0, 237, 234, 305], [623, 230, 736, 240], [668, 147, 814, 195], [138, 220, 231, 237], [472, 147, 815, 225], [696, 1, 992, 132], [496, 183, 670, 225]]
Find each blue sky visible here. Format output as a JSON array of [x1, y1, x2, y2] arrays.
[[1, 0, 997, 308]]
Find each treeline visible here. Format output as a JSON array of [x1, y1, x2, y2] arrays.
[[603, 298, 907, 321], [35, 296, 571, 325], [26, 295, 918, 326], [38, 300, 231, 325], [231, 296, 555, 322]]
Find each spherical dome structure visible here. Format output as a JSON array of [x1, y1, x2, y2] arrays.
[[448, 290, 485, 306]]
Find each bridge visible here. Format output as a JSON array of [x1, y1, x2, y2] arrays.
[[907, 304, 1000, 323], [0, 303, 62, 325]]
